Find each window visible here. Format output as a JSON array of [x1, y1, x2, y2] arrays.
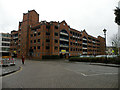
[[31, 40, 32, 43], [76, 48, 78, 51], [73, 32, 75, 35], [32, 29, 36, 31], [54, 46, 58, 50], [71, 48, 72, 51], [34, 34, 36, 36], [55, 39, 58, 43], [46, 39, 50, 42], [75, 43, 77, 46], [46, 25, 50, 29], [46, 32, 50, 35], [76, 38, 77, 41], [38, 39, 40, 43], [78, 39, 82, 41], [73, 43, 75, 45], [88, 37, 91, 40], [38, 53, 40, 56], [93, 39, 95, 41], [79, 34, 82, 37], [70, 31, 72, 34], [70, 42, 72, 45], [55, 32, 58, 36], [38, 46, 40, 49], [46, 46, 50, 50], [2, 38, 10, 42], [38, 32, 40, 35], [73, 48, 75, 51], [75, 33, 77, 36], [2, 43, 10, 46], [34, 40, 36, 43], [55, 25, 58, 29], [34, 46, 36, 50]]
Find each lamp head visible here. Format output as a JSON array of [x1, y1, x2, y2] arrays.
[[103, 29, 107, 34]]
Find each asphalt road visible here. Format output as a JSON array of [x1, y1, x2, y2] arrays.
[[2, 59, 118, 88]]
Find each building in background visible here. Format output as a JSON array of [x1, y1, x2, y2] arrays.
[[0, 33, 11, 57], [106, 46, 115, 55], [10, 10, 106, 59], [10, 30, 18, 58]]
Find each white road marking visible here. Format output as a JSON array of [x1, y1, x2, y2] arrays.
[[83, 73, 118, 77], [80, 73, 87, 76], [64, 67, 118, 77]]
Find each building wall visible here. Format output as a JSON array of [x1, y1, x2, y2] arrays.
[[0, 33, 11, 57], [17, 10, 39, 58], [11, 10, 106, 59], [0, 33, 2, 53], [98, 36, 106, 55], [10, 30, 18, 57]]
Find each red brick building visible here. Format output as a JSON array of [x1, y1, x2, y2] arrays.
[[10, 10, 106, 59], [10, 30, 18, 57]]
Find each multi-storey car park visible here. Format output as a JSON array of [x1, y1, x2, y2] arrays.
[[10, 10, 106, 59], [10, 30, 18, 57]]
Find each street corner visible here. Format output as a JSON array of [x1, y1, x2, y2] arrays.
[[2, 65, 22, 77]]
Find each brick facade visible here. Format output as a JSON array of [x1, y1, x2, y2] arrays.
[[10, 10, 106, 59], [10, 30, 18, 57]]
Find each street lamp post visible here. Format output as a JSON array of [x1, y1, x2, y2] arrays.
[[112, 42, 114, 55], [103, 29, 107, 63]]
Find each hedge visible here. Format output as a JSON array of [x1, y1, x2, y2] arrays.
[[69, 57, 120, 64]]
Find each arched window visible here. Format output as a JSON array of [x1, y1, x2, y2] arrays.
[[61, 30, 68, 34]]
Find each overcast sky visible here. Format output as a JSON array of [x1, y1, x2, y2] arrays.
[[0, 0, 119, 46]]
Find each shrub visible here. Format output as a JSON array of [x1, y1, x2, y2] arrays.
[[69, 57, 120, 64]]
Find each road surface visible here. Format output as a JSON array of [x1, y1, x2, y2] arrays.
[[2, 59, 118, 88]]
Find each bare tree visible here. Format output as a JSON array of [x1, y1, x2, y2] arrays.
[[110, 34, 120, 55], [114, 7, 120, 55]]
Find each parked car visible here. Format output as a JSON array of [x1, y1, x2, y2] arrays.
[[80, 55, 94, 58], [96, 55, 118, 58], [0, 58, 15, 67], [107, 55, 118, 58], [9, 58, 15, 66], [96, 55, 106, 57], [1, 58, 10, 67]]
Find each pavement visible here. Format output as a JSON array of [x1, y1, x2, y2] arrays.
[[2, 59, 118, 88], [0, 59, 21, 77], [89, 63, 120, 67], [1, 65, 20, 76]]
